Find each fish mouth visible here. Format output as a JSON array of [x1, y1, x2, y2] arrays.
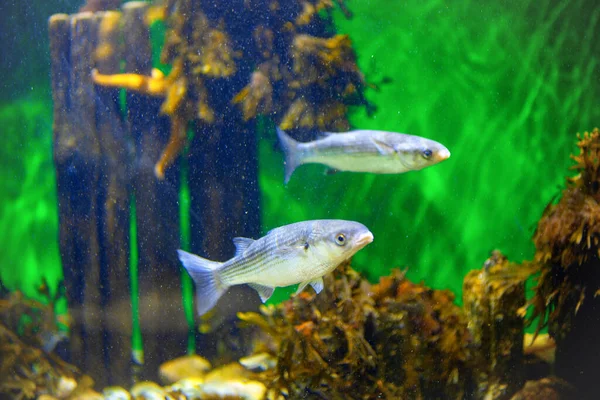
[[435, 148, 451, 161], [355, 231, 374, 248]]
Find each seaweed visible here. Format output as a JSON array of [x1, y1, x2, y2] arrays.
[[92, 0, 372, 178], [0, 281, 91, 400], [238, 263, 473, 399], [0, 280, 68, 351], [510, 377, 574, 400], [0, 323, 93, 400], [530, 128, 600, 339], [463, 250, 536, 399], [528, 128, 600, 397]]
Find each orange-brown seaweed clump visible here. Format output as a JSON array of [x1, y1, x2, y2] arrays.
[[92, 0, 371, 179], [531, 128, 600, 338], [238, 264, 473, 399], [529, 128, 600, 397], [0, 281, 91, 399]]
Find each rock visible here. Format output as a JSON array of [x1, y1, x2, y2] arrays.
[[159, 355, 211, 384]]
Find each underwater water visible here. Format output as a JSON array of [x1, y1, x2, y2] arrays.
[[1, 0, 596, 301], [1, 0, 599, 398], [256, 0, 600, 301]]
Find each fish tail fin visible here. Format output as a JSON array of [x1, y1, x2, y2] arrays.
[[177, 250, 228, 316], [276, 127, 303, 184]]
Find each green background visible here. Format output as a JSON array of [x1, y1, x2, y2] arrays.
[[0, 0, 598, 308]]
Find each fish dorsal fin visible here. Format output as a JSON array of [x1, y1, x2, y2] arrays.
[[232, 237, 254, 257], [248, 283, 274, 303], [310, 278, 324, 294], [371, 137, 396, 155]]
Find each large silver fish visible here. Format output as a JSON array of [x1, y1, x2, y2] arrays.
[[277, 128, 451, 183], [178, 220, 373, 316]]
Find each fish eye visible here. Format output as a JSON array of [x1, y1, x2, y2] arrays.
[[422, 149, 433, 159], [335, 233, 346, 246]]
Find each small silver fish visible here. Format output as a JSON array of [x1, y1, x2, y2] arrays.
[[178, 220, 373, 316], [277, 128, 451, 183]]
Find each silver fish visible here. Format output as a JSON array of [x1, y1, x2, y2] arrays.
[[178, 220, 373, 316], [277, 128, 451, 183]]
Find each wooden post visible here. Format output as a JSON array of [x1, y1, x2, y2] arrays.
[[48, 12, 72, 365], [188, 104, 262, 360], [122, 1, 187, 381], [463, 250, 525, 400], [49, 11, 107, 387], [94, 10, 132, 387], [189, 120, 261, 260]]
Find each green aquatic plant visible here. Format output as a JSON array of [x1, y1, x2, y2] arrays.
[[0, 100, 62, 302]]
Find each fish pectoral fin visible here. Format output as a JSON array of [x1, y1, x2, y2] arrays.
[[232, 237, 254, 257], [248, 283, 274, 303], [296, 278, 324, 296], [296, 281, 310, 295], [310, 278, 324, 294], [371, 138, 396, 155]]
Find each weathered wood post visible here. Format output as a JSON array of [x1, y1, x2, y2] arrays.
[[188, 116, 262, 359], [50, 3, 190, 385], [49, 11, 106, 386], [49, 0, 369, 385], [184, 3, 263, 356], [94, 10, 132, 386], [121, 1, 188, 380]]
